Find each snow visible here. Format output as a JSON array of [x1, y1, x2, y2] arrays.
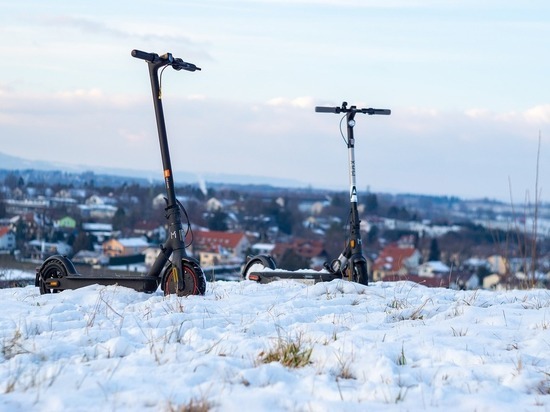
[[2, 277, 550, 411], [0, 268, 34, 281]]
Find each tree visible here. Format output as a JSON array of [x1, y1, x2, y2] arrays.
[[0, 192, 5, 218], [264, 200, 296, 236], [275, 209, 294, 235], [207, 210, 228, 231], [365, 193, 378, 213], [331, 193, 346, 208], [72, 232, 95, 254], [366, 225, 379, 245], [4, 173, 18, 190], [428, 238, 441, 261], [112, 207, 127, 231]]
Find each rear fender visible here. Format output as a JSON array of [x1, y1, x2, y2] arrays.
[[242, 254, 277, 280], [35, 255, 78, 286]]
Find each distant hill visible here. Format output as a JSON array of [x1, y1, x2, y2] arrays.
[[0, 151, 308, 189]]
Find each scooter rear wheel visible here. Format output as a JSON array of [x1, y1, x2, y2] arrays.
[[38, 259, 65, 294], [163, 260, 206, 296], [352, 260, 369, 286]]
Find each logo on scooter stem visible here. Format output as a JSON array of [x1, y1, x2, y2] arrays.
[[350, 186, 358, 202]]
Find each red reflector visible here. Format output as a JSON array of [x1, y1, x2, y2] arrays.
[[248, 274, 260, 282]]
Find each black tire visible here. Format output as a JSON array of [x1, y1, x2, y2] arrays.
[[242, 254, 276, 280], [163, 260, 207, 297], [38, 259, 66, 294], [353, 260, 369, 286]]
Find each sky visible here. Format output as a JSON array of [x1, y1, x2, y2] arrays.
[[3, 277, 550, 410], [0, 0, 549, 202]]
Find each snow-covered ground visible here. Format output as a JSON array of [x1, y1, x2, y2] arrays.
[[2, 276, 550, 411], [0, 268, 35, 282]]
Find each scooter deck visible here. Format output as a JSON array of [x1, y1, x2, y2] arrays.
[[41, 273, 160, 293], [246, 269, 342, 284]]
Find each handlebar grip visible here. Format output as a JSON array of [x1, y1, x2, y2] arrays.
[[131, 49, 158, 62], [315, 106, 338, 113], [363, 108, 391, 115], [173, 58, 201, 72]]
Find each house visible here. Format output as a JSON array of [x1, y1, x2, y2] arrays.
[[488, 255, 507, 275], [133, 220, 166, 241], [372, 242, 421, 281], [193, 230, 250, 266], [82, 222, 114, 243], [251, 243, 276, 256], [56, 216, 77, 230], [143, 247, 162, 268], [0, 226, 16, 251], [85, 195, 117, 206], [20, 212, 51, 239], [102, 237, 150, 257], [483, 273, 501, 289], [72, 250, 109, 266], [152, 194, 193, 209], [78, 204, 117, 219], [206, 197, 223, 212], [418, 261, 451, 278]]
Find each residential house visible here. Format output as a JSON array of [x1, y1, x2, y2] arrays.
[[56, 216, 77, 230], [488, 255, 508, 275], [78, 194, 118, 220], [102, 237, 150, 257], [152, 194, 195, 210], [143, 247, 162, 269], [206, 197, 223, 212], [250, 243, 276, 256], [193, 230, 250, 266], [82, 222, 114, 243], [0, 226, 16, 251], [85, 195, 117, 206], [133, 220, 167, 242], [418, 261, 451, 278], [78, 204, 117, 219], [72, 250, 109, 266], [19, 212, 51, 240], [483, 273, 501, 289], [372, 242, 421, 281]]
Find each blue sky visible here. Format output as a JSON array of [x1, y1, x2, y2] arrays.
[[0, 0, 548, 201]]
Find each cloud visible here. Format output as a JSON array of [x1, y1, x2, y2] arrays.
[[266, 96, 316, 109], [118, 128, 149, 144], [524, 104, 550, 124], [29, 14, 214, 62], [54, 88, 104, 100]]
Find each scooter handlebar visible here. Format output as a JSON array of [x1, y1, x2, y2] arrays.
[[363, 108, 391, 115], [172, 58, 201, 72], [131, 50, 201, 71], [315, 106, 339, 113], [315, 105, 391, 115], [131, 49, 158, 62]]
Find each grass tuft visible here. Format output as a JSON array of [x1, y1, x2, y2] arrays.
[[259, 336, 313, 368]]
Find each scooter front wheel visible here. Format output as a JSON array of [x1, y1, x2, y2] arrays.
[[163, 260, 207, 296], [242, 254, 277, 280]]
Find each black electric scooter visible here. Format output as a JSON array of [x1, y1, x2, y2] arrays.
[[35, 49, 207, 297], [242, 102, 390, 284]]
